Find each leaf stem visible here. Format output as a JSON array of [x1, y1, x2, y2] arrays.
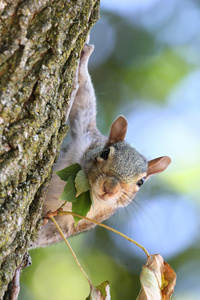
[[59, 200, 68, 209], [50, 216, 92, 286], [58, 210, 149, 258]]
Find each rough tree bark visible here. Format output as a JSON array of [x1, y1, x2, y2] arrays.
[[0, 0, 100, 298]]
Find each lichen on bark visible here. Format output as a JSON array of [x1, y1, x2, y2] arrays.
[[0, 0, 100, 297]]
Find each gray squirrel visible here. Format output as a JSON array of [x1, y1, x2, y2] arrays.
[[32, 43, 171, 248]]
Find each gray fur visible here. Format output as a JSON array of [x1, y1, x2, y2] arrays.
[[32, 44, 148, 248]]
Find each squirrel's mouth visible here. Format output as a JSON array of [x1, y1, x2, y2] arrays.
[[98, 193, 107, 201], [97, 189, 121, 203]]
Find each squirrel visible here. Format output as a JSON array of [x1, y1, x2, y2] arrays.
[[32, 42, 171, 248]]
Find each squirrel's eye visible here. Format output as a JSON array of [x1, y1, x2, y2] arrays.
[[99, 148, 110, 160], [136, 177, 145, 187]]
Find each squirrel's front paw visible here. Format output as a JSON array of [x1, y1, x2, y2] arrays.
[[80, 43, 95, 65]]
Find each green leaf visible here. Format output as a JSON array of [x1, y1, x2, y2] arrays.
[[95, 281, 110, 298], [86, 281, 110, 300], [59, 176, 77, 202], [56, 163, 81, 181], [75, 169, 90, 197], [72, 190, 92, 226]]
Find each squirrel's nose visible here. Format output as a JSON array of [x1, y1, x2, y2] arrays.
[[103, 177, 120, 195]]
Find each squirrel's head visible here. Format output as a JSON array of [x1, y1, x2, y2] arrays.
[[83, 116, 171, 207]]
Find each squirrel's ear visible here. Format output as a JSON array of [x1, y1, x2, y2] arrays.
[[106, 116, 128, 146], [147, 156, 171, 177]]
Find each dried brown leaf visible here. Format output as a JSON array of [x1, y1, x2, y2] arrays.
[[137, 254, 176, 300], [161, 261, 176, 300]]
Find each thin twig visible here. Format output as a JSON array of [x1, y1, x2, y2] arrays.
[[51, 216, 92, 286], [58, 210, 149, 258]]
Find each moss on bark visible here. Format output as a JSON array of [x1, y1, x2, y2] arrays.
[[0, 0, 100, 297]]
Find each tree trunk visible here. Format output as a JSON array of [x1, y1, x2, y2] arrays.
[[0, 0, 100, 298]]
